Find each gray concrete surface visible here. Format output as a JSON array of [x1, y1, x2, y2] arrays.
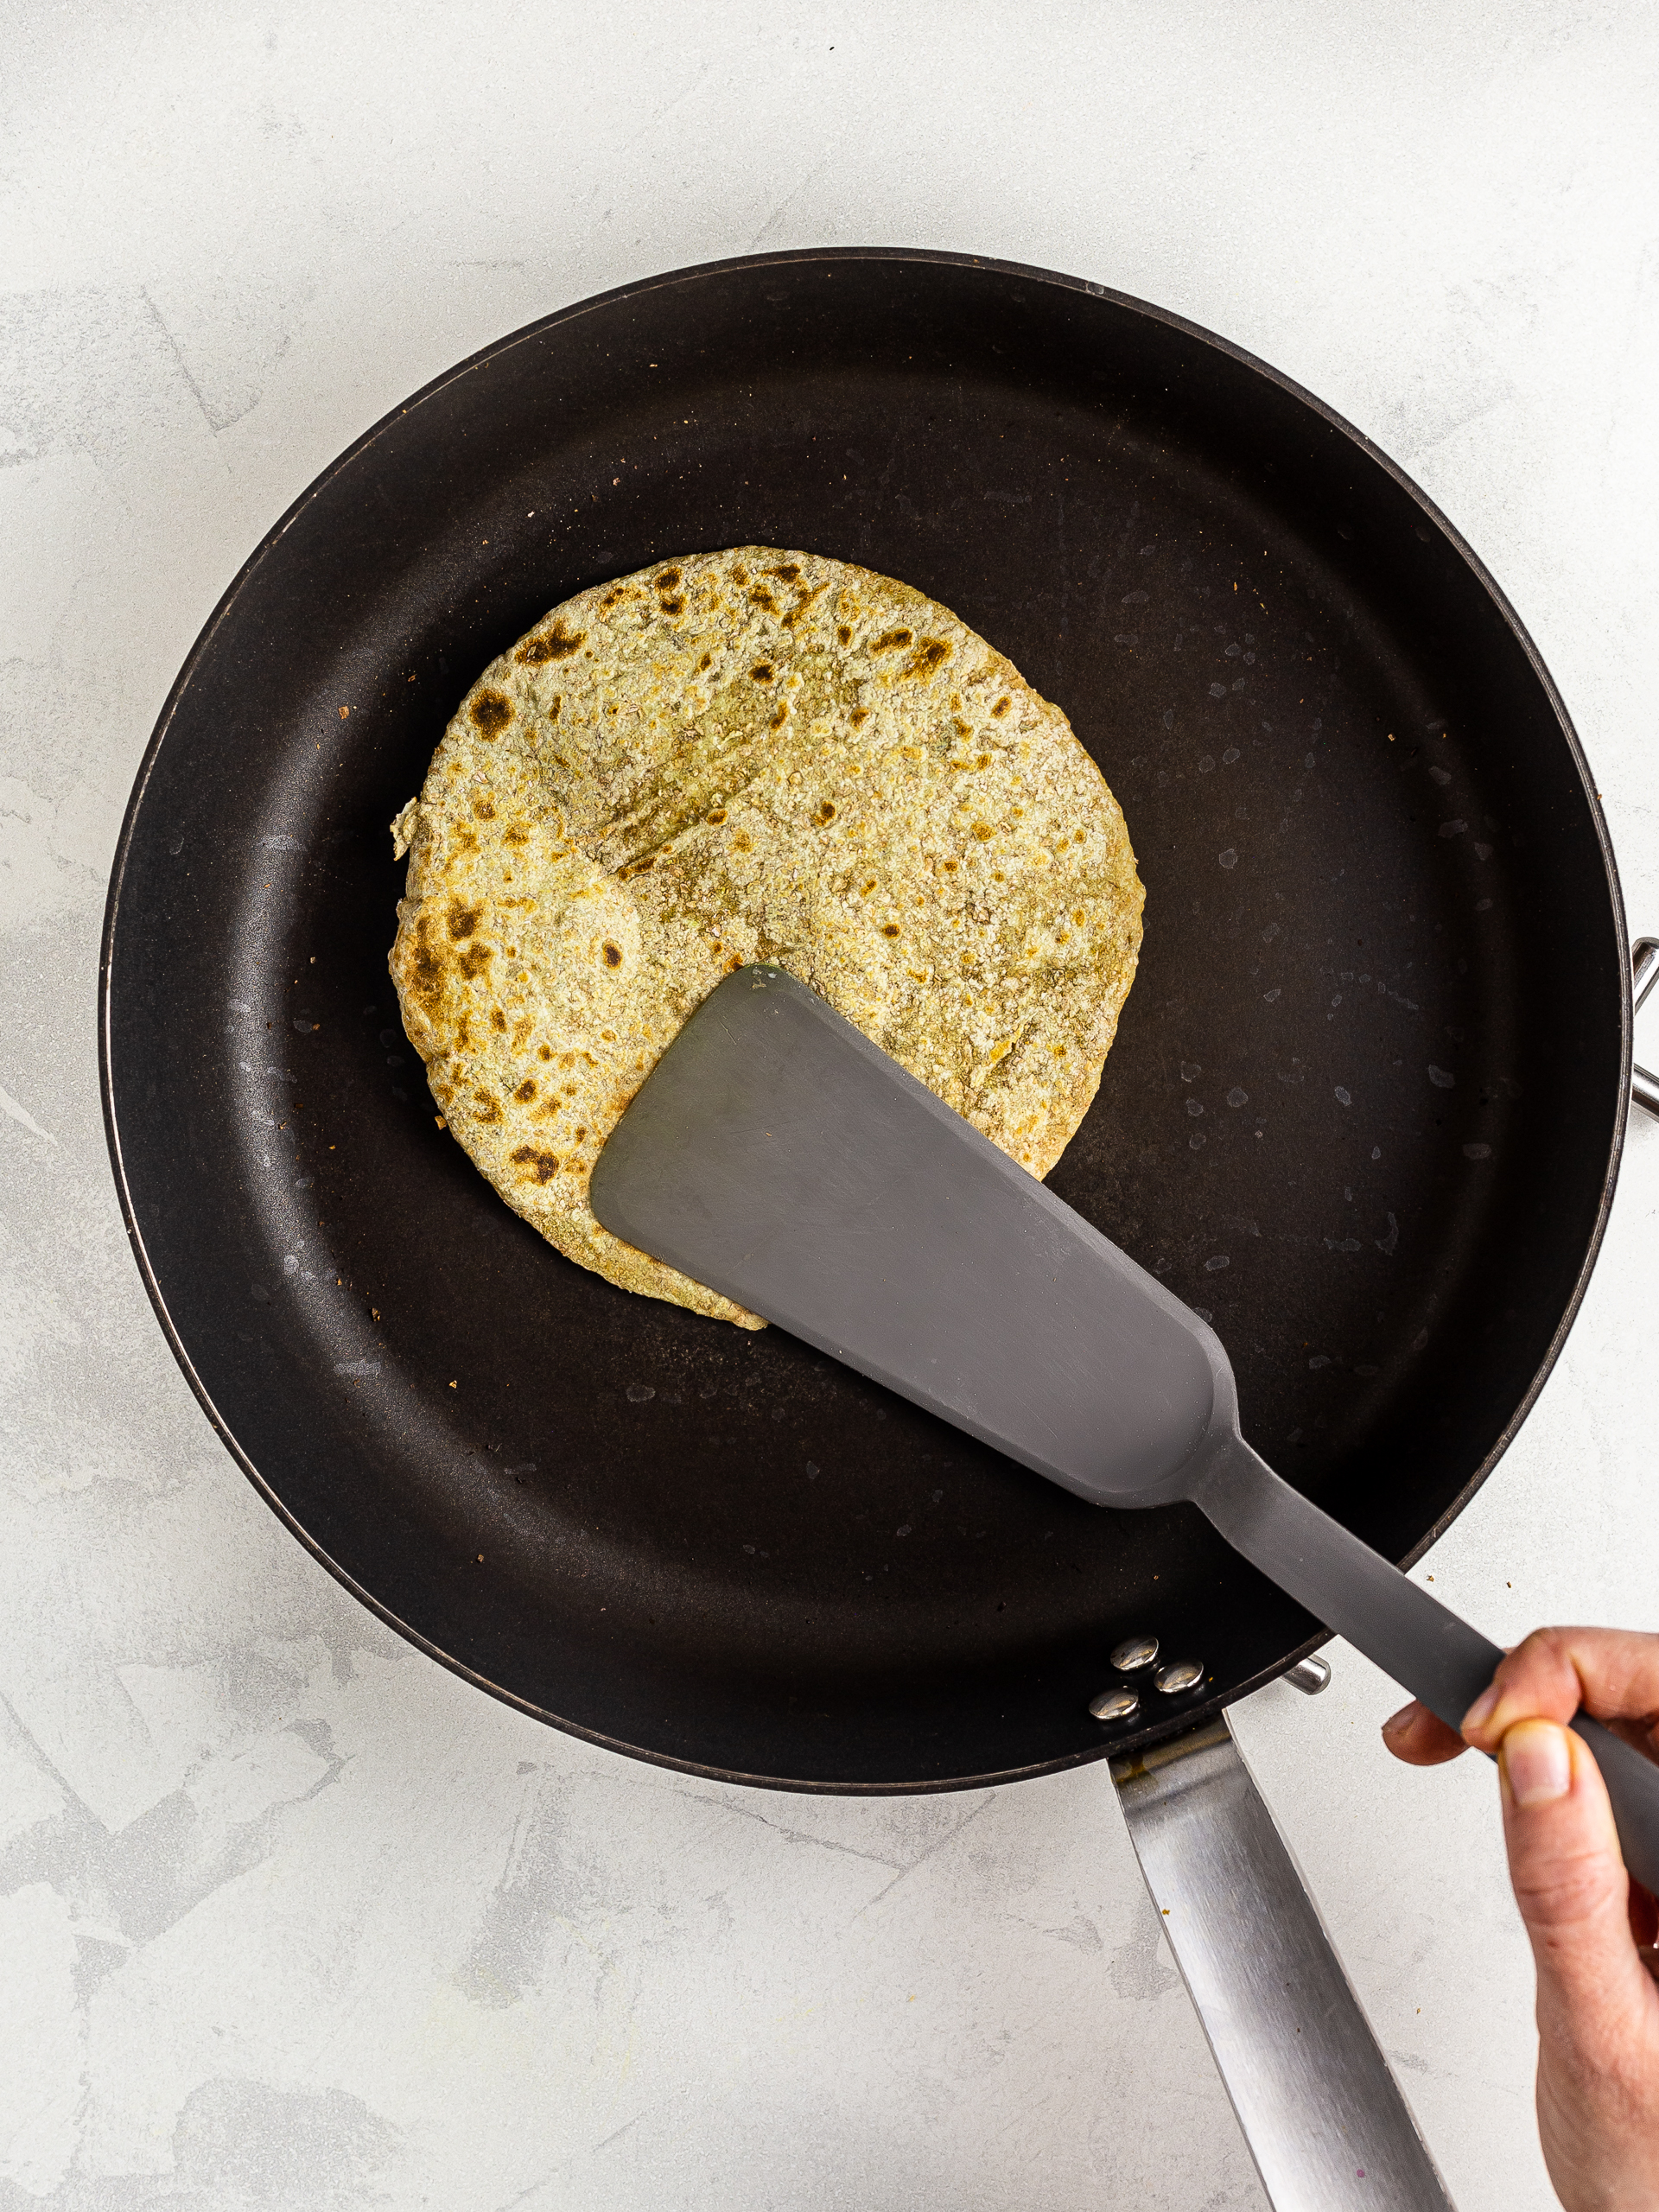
[[3, 3, 1658, 2205]]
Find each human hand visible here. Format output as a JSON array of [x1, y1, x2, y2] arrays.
[[1382, 1628, 1659, 2211]]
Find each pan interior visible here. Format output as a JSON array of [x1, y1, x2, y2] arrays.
[[105, 254, 1622, 1789]]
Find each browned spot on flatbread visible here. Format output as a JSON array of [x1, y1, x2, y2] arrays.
[[471, 690, 512, 736], [518, 620, 586, 664], [904, 639, 950, 677], [407, 915, 447, 1008]]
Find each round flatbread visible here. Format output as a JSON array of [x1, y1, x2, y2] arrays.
[[389, 547, 1143, 1328]]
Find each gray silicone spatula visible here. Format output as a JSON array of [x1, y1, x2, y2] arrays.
[[589, 965, 1659, 1890]]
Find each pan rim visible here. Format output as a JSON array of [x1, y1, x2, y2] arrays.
[[99, 245, 1632, 1793]]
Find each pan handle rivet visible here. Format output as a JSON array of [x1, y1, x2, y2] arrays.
[[1089, 1687, 1141, 1723], [1109, 1635, 1160, 1672], [1287, 1655, 1332, 1695], [1154, 1659, 1204, 1695]]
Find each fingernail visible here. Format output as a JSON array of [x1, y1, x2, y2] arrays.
[[1463, 1684, 1499, 1733], [1503, 1719, 1571, 1808], [1381, 1703, 1415, 1738]]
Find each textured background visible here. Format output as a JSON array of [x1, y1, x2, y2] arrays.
[[3, 3, 1658, 2206]]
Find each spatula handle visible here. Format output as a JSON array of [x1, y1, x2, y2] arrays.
[[1197, 1434, 1659, 1897]]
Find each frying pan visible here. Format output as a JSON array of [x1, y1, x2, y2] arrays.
[[100, 248, 1629, 1796]]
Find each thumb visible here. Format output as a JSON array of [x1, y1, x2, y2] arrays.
[[1499, 1719, 1647, 2020]]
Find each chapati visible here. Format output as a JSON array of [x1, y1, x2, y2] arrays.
[[389, 548, 1143, 1328]]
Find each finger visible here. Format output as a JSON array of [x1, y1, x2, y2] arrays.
[[1463, 1627, 1659, 1754], [1500, 1720, 1652, 2018], [1381, 1700, 1468, 1765]]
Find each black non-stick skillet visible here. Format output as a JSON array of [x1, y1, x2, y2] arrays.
[[101, 248, 1630, 1795]]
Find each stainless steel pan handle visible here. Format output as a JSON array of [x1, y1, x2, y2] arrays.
[[1632, 936, 1659, 1118], [1114, 1715, 1453, 2212]]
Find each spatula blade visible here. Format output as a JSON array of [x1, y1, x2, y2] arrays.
[[589, 967, 1227, 1507]]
